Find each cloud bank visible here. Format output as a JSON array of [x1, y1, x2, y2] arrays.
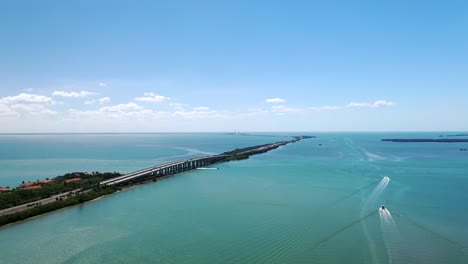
[[0, 91, 397, 132], [0, 93, 55, 105], [0, 93, 56, 117]]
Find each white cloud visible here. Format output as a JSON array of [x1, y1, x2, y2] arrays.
[[134, 92, 169, 103], [373, 100, 395, 107], [99, 103, 143, 113], [1, 90, 397, 133], [99, 97, 111, 104], [268, 100, 396, 114], [30, 109, 58, 116], [98, 82, 107, 87], [193, 106, 209, 111], [52, 91, 96, 98], [40, 109, 58, 115], [309, 105, 343, 111], [346, 102, 372, 108], [0, 93, 57, 117], [265, 98, 286, 103], [271, 105, 301, 113], [0, 93, 55, 105], [10, 104, 46, 112], [173, 110, 221, 119], [169, 103, 187, 111], [85, 97, 110, 105], [346, 100, 395, 108], [69, 102, 169, 121], [0, 104, 19, 117]]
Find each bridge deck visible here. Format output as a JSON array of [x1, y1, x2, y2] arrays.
[[99, 137, 310, 186]]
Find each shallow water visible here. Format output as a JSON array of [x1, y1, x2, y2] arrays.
[[0, 133, 467, 263]]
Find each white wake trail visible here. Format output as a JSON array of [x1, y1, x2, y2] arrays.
[[363, 176, 390, 203], [360, 176, 391, 264], [380, 208, 401, 263]]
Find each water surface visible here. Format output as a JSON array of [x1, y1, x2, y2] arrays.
[[0, 133, 467, 263]]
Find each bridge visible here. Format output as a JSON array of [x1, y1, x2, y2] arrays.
[[100, 155, 228, 186], [100, 136, 313, 186]]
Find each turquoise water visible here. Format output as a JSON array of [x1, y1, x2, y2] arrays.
[[0, 133, 467, 263]]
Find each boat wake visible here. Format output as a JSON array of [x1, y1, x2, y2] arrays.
[[360, 176, 390, 263], [345, 139, 386, 162], [380, 208, 401, 263], [365, 151, 386, 162]]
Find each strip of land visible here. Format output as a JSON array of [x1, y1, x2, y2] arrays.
[[439, 134, 468, 137], [0, 136, 313, 227], [382, 138, 468, 143]]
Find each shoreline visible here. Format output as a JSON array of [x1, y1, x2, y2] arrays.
[[0, 167, 202, 227], [0, 187, 120, 228]]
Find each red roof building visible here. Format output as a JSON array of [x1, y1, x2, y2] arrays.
[[22, 185, 42, 190], [65, 178, 81, 183], [20, 182, 37, 188], [19, 179, 54, 189], [38, 179, 54, 184], [0, 187, 10, 192]]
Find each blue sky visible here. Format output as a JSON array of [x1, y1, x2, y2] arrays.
[[1, 0, 467, 132]]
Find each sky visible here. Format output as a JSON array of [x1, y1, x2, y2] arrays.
[[1, 0, 467, 132]]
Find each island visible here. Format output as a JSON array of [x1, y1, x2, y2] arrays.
[[439, 134, 468, 137]]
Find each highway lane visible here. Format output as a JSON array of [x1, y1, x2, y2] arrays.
[[0, 188, 84, 216]]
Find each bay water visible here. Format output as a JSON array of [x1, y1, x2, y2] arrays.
[[0, 133, 467, 263]]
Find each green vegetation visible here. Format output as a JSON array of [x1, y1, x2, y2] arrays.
[[221, 143, 278, 161], [222, 144, 271, 156], [0, 186, 120, 227], [224, 153, 249, 161], [0, 172, 121, 210]]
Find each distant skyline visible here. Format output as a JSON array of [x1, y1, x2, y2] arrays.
[[1, 1, 467, 132]]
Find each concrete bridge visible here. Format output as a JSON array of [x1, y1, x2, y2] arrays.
[[100, 154, 228, 186], [100, 136, 313, 187]]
